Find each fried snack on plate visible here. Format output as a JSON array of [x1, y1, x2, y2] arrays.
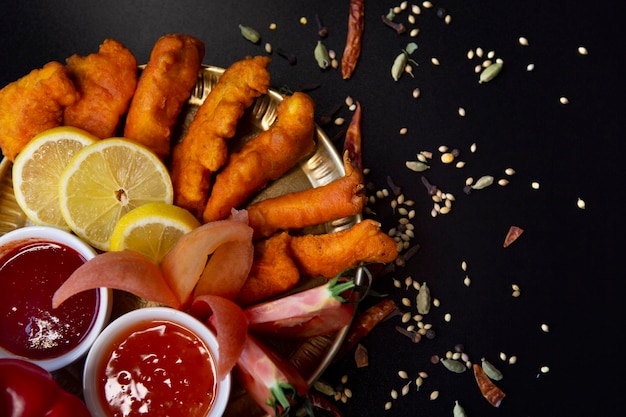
[[124, 34, 205, 159], [203, 91, 316, 223], [289, 219, 399, 278], [63, 39, 138, 139], [236, 232, 300, 307], [0, 62, 79, 161], [247, 149, 366, 239], [170, 55, 271, 217]]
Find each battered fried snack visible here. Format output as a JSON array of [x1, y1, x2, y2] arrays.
[[203, 92, 316, 223], [0, 62, 79, 161], [171, 55, 271, 217], [289, 219, 399, 278], [63, 39, 138, 139], [236, 232, 300, 307], [246, 149, 366, 239], [124, 34, 205, 159]]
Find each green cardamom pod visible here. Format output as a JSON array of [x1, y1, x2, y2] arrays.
[[314, 40, 330, 69], [391, 52, 407, 81], [471, 175, 494, 190], [405, 161, 430, 172], [481, 357, 503, 380], [479, 61, 503, 83], [453, 400, 467, 417], [239, 24, 261, 44], [441, 358, 466, 373], [416, 281, 431, 314]]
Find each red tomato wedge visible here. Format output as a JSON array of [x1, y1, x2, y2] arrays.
[[234, 333, 309, 416], [161, 215, 253, 308], [52, 250, 181, 309], [190, 295, 248, 382]]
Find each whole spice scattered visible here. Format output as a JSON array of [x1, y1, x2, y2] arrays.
[[503, 225, 524, 247], [334, 298, 398, 360], [481, 357, 503, 380], [276, 47, 297, 65], [479, 61, 503, 83], [416, 281, 431, 314], [441, 358, 467, 373], [453, 400, 467, 417], [395, 325, 421, 343], [473, 364, 506, 407], [391, 43, 418, 81], [238, 24, 261, 44], [341, 0, 365, 79], [381, 14, 406, 34], [406, 160, 430, 172], [471, 175, 494, 190], [354, 343, 369, 368], [421, 176, 438, 195], [314, 40, 331, 69], [315, 13, 328, 38]]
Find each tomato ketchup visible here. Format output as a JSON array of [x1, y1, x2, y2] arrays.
[[94, 319, 218, 417], [0, 238, 100, 360]]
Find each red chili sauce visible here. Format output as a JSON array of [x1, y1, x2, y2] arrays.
[[96, 319, 217, 417], [0, 238, 99, 360]]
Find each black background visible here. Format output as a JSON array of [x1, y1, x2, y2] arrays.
[[1, 1, 623, 416]]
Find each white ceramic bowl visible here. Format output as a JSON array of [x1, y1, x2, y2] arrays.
[[0, 226, 112, 371], [83, 307, 230, 417]]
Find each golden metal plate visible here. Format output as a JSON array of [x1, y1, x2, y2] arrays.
[[0, 64, 364, 416]]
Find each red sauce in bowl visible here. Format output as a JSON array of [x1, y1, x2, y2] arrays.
[[95, 319, 218, 417], [0, 239, 100, 360]]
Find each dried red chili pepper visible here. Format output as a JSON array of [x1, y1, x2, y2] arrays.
[[305, 390, 344, 417], [472, 364, 506, 407], [503, 225, 524, 247], [341, 0, 364, 79], [333, 298, 398, 361]]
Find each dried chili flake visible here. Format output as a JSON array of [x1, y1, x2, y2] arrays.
[[341, 0, 364, 79], [503, 226, 524, 247], [473, 364, 506, 407], [354, 343, 369, 368]]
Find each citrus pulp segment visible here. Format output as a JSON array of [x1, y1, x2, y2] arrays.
[[11, 126, 99, 230], [110, 202, 201, 264], [58, 138, 174, 251]]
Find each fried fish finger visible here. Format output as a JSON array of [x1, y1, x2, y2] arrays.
[[63, 38, 138, 139], [171, 55, 271, 217], [289, 219, 399, 278], [202, 92, 316, 223], [0, 62, 79, 161], [235, 232, 300, 307], [246, 149, 366, 239], [124, 34, 205, 159]]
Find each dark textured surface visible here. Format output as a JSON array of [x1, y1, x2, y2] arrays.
[[1, 1, 622, 416]]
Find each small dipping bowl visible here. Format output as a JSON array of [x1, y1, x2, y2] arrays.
[[0, 226, 112, 372], [83, 307, 230, 417]]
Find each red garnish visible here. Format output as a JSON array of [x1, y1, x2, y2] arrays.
[[503, 226, 524, 247]]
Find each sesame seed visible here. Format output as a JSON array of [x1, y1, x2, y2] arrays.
[[438, 145, 448, 152], [384, 401, 392, 410], [467, 49, 474, 59], [408, 14, 416, 24], [476, 47, 483, 58], [463, 276, 471, 287], [455, 161, 466, 168], [445, 14, 452, 24], [499, 352, 507, 361], [432, 298, 440, 307], [461, 260, 467, 271], [329, 49, 337, 59], [334, 117, 345, 126], [487, 50, 495, 59], [400, 1, 408, 10], [540, 365, 550, 374], [390, 389, 398, 399], [508, 355, 518, 364], [345, 96, 354, 107], [498, 178, 509, 186]]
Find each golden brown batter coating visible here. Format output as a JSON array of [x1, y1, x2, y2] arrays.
[[289, 219, 399, 278], [124, 34, 205, 159], [63, 39, 138, 139], [170, 55, 271, 217], [0, 61, 79, 161], [202, 91, 316, 223]]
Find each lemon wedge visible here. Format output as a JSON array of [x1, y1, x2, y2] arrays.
[[59, 138, 173, 251], [12, 126, 99, 230], [110, 202, 200, 264]]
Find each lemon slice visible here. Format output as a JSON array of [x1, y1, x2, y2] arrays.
[[59, 138, 174, 251], [110, 202, 200, 263], [12, 126, 99, 230]]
